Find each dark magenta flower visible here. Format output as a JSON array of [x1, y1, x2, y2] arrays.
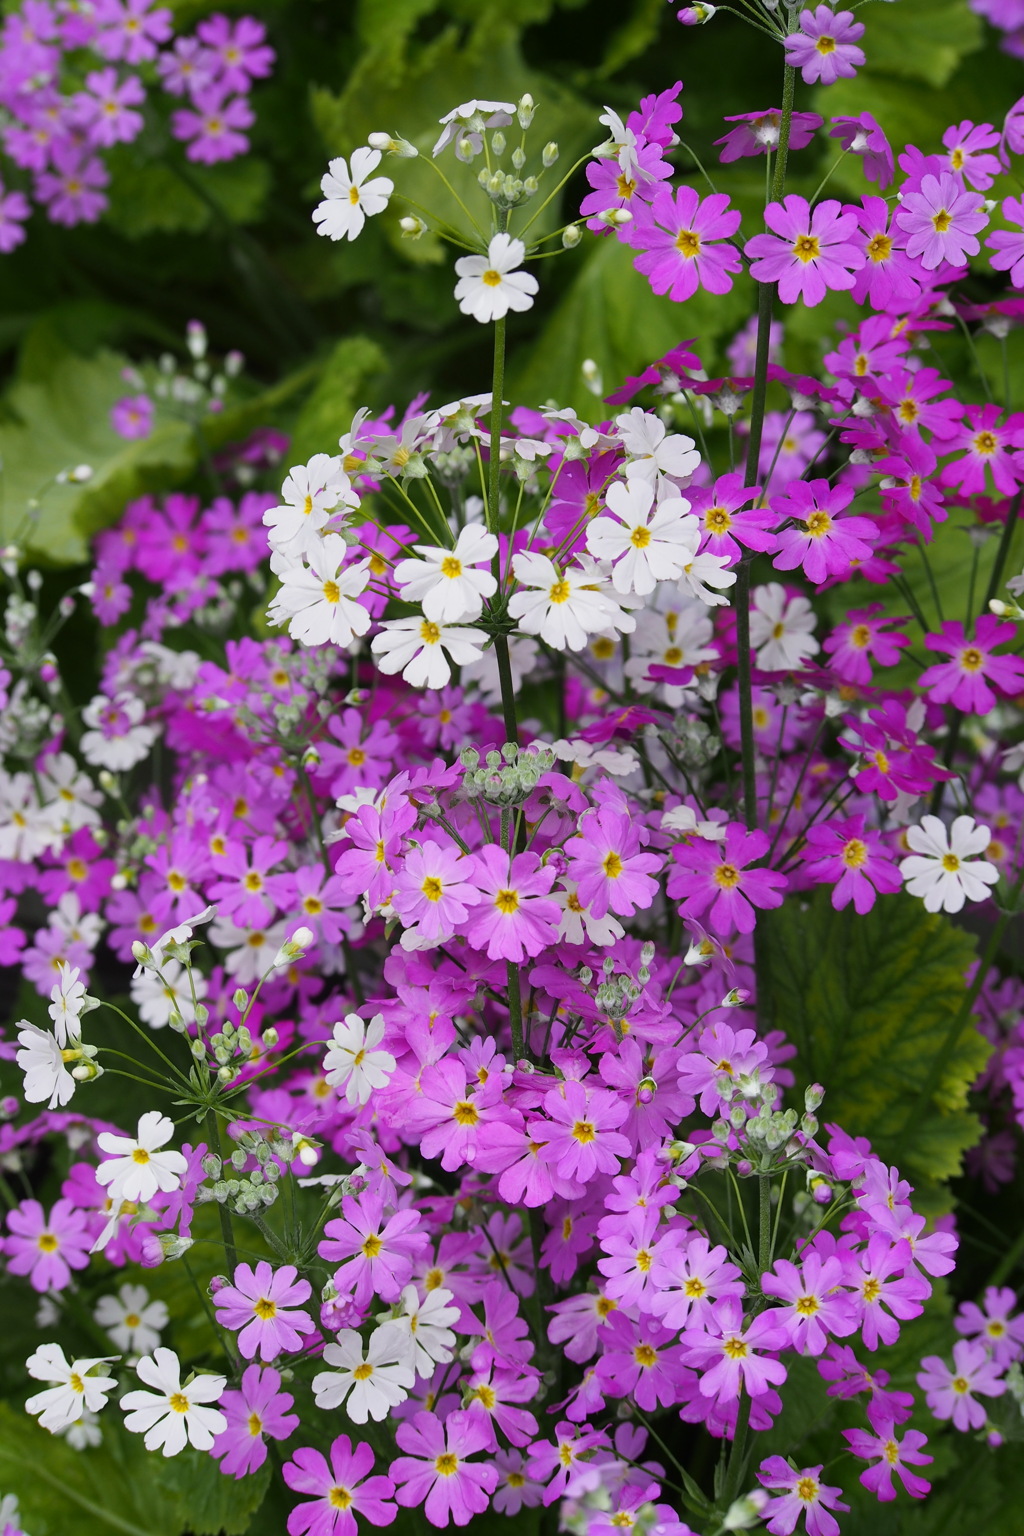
[[628, 185, 742, 301], [919, 614, 1024, 713], [745, 197, 863, 306], [668, 824, 788, 935], [783, 6, 865, 84]]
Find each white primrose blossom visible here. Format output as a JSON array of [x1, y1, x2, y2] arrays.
[[16, 1022, 78, 1109], [555, 880, 625, 947], [900, 814, 999, 913], [313, 147, 395, 242], [372, 616, 485, 690], [393, 524, 498, 623], [267, 538, 372, 650], [120, 1348, 226, 1456], [209, 917, 289, 985], [749, 582, 820, 671], [586, 479, 701, 596], [311, 1323, 414, 1423], [323, 1012, 397, 1106], [508, 551, 636, 652], [96, 1111, 187, 1205], [264, 454, 357, 560], [0, 770, 63, 861], [80, 693, 158, 772], [433, 99, 515, 159], [388, 1284, 460, 1379], [26, 1344, 118, 1433], [130, 957, 208, 1029], [454, 234, 539, 325], [48, 961, 89, 1045], [95, 1284, 170, 1355], [38, 751, 102, 834], [615, 408, 702, 485]]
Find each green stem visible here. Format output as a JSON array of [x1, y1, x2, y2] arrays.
[[734, 560, 758, 830]]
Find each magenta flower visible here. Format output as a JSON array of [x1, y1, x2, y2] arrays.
[[525, 1422, 609, 1504], [405, 1059, 509, 1172], [955, 1285, 1024, 1367], [196, 13, 276, 93], [874, 435, 946, 535], [172, 88, 254, 165], [648, 1234, 746, 1331], [680, 1296, 788, 1404], [843, 1419, 932, 1502], [919, 615, 1024, 715], [940, 404, 1024, 497], [93, 0, 172, 63], [563, 805, 660, 918], [757, 1457, 849, 1536], [462, 845, 559, 962], [283, 1434, 396, 1536], [894, 172, 988, 269], [628, 185, 742, 300], [0, 184, 30, 253], [212, 1364, 299, 1478], [829, 113, 894, 188], [800, 816, 903, 915], [761, 1251, 859, 1354], [771, 479, 876, 585], [715, 109, 823, 163], [82, 66, 145, 147], [34, 148, 109, 226], [690, 474, 780, 562], [110, 395, 154, 440], [988, 194, 1024, 287], [745, 197, 863, 306], [4, 1198, 91, 1292], [213, 1261, 315, 1362], [595, 1312, 691, 1411], [528, 1079, 630, 1186], [391, 838, 482, 942], [319, 1192, 428, 1309], [391, 1410, 498, 1527], [784, 6, 865, 84], [849, 197, 926, 311], [916, 1338, 1005, 1430], [668, 824, 788, 935], [943, 119, 1002, 189], [823, 607, 911, 686], [849, 1235, 930, 1350], [579, 141, 672, 230]]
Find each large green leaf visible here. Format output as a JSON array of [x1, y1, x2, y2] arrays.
[[855, 0, 983, 87], [758, 890, 987, 1194]]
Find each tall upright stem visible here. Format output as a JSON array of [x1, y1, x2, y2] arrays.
[[733, 65, 798, 833], [486, 209, 520, 747]]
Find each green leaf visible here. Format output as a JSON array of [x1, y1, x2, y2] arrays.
[[155, 1448, 270, 1535], [288, 335, 388, 465], [105, 153, 272, 240], [758, 890, 987, 1195], [854, 0, 983, 87], [510, 236, 752, 417]]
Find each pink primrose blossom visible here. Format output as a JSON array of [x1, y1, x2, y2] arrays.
[[93, 0, 172, 63], [110, 395, 154, 440], [172, 88, 254, 163], [528, 1079, 630, 1186], [757, 1457, 849, 1536], [213, 1260, 315, 1361], [942, 119, 1002, 189], [35, 147, 109, 226], [783, 7, 865, 84], [319, 1192, 428, 1309], [563, 805, 660, 918], [916, 1338, 1005, 1429], [579, 141, 672, 230], [668, 824, 788, 935], [987, 194, 1024, 286], [462, 845, 559, 962], [761, 1251, 859, 1354], [0, 184, 30, 252], [196, 13, 275, 93], [391, 838, 482, 942], [212, 1364, 299, 1478], [843, 1419, 932, 1501], [526, 1421, 609, 1505], [4, 1197, 92, 1291], [627, 185, 742, 300], [848, 1235, 930, 1349], [648, 1234, 746, 1330], [403, 1059, 511, 1173], [894, 172, 988, 268], [81, 66, 145, 147], [940, 404, 1024, 496], [919, 615, 1024, 714], [680, 1295, 788, 1403], [829, 113, 894, 188], [283, 1434, 397, 1536], [823, 607, 910, 686], [800, 816, 904, 914], [595, 1311, 692, 1410], [689, 474, 779, 562], [675, 1021, 771, 1115], [391, 1409, 498, 1527], [715, 109, 822, 163], [955, 1285, 1024, 1367], [745, 197, 863, 306], [771, 479, 876, 585]]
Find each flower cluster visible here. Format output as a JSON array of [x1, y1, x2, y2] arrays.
[[0, 0, 274, 251]]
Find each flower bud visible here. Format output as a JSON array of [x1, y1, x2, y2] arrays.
[[517, 93, 535, 129], [399, 215, 427, 239], [562, 224, 582, 248], [491, 130, 506, 156]]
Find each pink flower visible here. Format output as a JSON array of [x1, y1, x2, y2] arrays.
[[92, 0, 172, 63], [715, 109, 822, 163], [213, 1261, 315, 1362], [955, 1285, 1024, 1368], [110, 395, 154, 440], [648, 1234, 746, 1331], [0, 184, 30, 253], [771, 479, 876, 585], [391, 838, 482, 942], [690, 473, 780, 562], [829, 113, 894, 189], [761, 1251, 859, 1355], [34, 148, 109, 226], [172, 88, 254, 164], [563, 805, 660, 918], [848, 1235, 930, 1350], [757, 1457, 849, 1536], [988, 194, 1024, 287], [668, 824, 788, 935], [595, 1312, 691, 1410], [919, 615, 1024, 714], [800, 816, 903, 914], [212, 1364, 299, 1478], [784, 6, 865, 84], [4, 1198, 91, 1292], [82, 65, 145, 147], [843, 1418, 932, 1501], [849, 197, 926, 311], [894, 172, 988, 268], [528, 1079, 630, 1186], [942, 119, 1002, 189], [579, 141, 673, 230], [283, 1434, 396, 1536], [404, 1059, 510, 1173], [916, 1338, 1005, 1430], [745, 197, 863, 306], [628, 185, 742, 300], [940, 404, 1024, 497], [823, 607, 910, 686], [461, 846, 559, 962], [196, 13, 275, 93], [319, 1192, 428, 1309], [680, 1295, 788, 1403], [391, 1409, 498, 1527]]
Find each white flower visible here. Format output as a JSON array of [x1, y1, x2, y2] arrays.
[[26, 1343, 118, 1433], [48, 891, 103, 952], [0, 769, 62, 860], [48, 962, 88, 1045], [454, 234, 539, 324], [555, 881, 624, 947], [461, 635, 538, 703], [586, 480, 699, 596], [16, 1022, 76, 1108], [389, 1285, 460, 1379], [371, 617, 484, 690], [749, 582, 820, 671], [134, 904, 218, 976], [130, 958, 207, 1030], [596, 104, 640, 176], [267, 539, 372, 650], [311, 1324, 413, 1423], [209, 917, 289, 985], [38, 752, 102, 834], [323, 1012, 397, 1106], [264, 454, 355, 560], [60, 1407, 103, 1448], [900, 815, 998, 913], [313, 148, 394, 241], [393, 524, 498, 623], [80, 693, 158, 772], [661, 805, 727, 840], [120, 1348, 226, 1456], [95, 1284, 169, 1355], [676, 544, 737, 607], [433, 99, 515, 159], [509, 551, 636, 652], [96, 1111, 187, 1204], [0, 1497, 22, 1531], [551, 739, 639, 779], [615, 408, 701, 484], [624, 600, 717, 699]]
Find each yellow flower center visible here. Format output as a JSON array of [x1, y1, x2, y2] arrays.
[[330, 1487, 353, 1509], [494, 888, 519, 914], [481, 269, 502, 287], [704, 506, 731, 533], [723, 1336, 748, 1359], [549, 579, 571, 604], [675, 228, 701, 257], [37, 1233, 59, 1252], [453, 1100, 479, 1126], [841, 838, 868, 869], [348, 186, 360, 205], [322, 580, 341, 605], [795, 1294, 820, 1316], [361, 1233, 383, 1259], [419, 620, 442, 645], [435, 1453, 459, 1476], [932, 208, 952, 233], [572, 1119, 596, 1144], [441, 555, 463, 579], [973, 431, 998, 456], [421, 875, 444, 902], [815, 33, 836, 52], [942, 852, 961, 872], [792, 234, 820, 263], [805, 509, 832, 537], [169, 1392, 190, 1413], [713, 863, 741, 888], [253, 1297, 277, 1320], [352, 1362, 374, 1380], [132, 1148, 151, 1165], [602, 851, 623, 878], [634, 1344, 658, 1367], [630, 525, 652, 549], [796, 1476, 819, 1502]]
